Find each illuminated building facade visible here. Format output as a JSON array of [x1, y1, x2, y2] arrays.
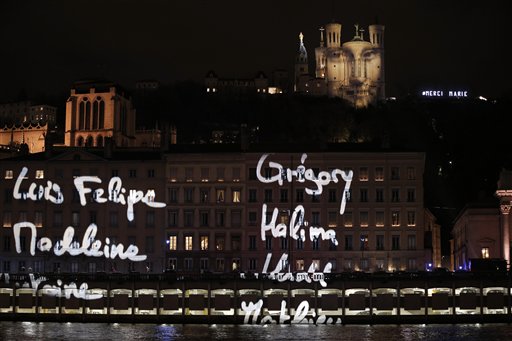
[[65, 80, 137, 148], [164, 148, 430, 274], [204, 70, 270, 95], [295, 22, 385, 108], [0, 147, 167, 274], [1, 146, 435, 275]]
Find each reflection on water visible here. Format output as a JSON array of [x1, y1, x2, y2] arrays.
[[0, 322, 507, 340]]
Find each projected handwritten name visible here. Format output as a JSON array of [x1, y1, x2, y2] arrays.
[[13, 166, 165, 221], [254, 153, 353, 287], [241, 299, 341, 325]]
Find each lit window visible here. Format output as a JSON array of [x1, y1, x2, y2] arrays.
[[185, 236, 193, 251], [4, 170, 13, 179], [359, 167, 368, 181], [482, 247, 490, 259], [232, 189, 241, 203], [311, 259, 320, 271], [360, 211, 369, 227], [375, 167, 384, 181], [216, 189, 225, 203], [296, 259, 305, 271], [200, 235, 209, 251], [3, 211, 12, 227], [168, 235, 177, 251]]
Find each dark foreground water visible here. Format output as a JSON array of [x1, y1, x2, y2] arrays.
[[0, 322, 511, 340]]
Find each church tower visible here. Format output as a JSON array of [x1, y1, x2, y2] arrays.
[[64, 80, 136, 148], [294, 32, 309, 92]]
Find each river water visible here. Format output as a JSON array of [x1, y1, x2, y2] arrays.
[[0, 322, 510, 340]]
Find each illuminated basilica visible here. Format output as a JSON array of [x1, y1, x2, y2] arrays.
[[295, 22, 385, 108]]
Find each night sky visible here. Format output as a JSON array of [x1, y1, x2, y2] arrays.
[[0, 0, 508, 101]]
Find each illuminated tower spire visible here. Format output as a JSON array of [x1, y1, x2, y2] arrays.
[[294, 32, 309, 92]]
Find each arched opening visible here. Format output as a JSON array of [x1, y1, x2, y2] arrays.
[[77, 136, 84, 147], [86, 135, 93, 147], [96, 135, 104, 147]]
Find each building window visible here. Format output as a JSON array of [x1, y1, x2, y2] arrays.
[[392, 235, 400, 250], [249, 168, 257, 180], [215, 235, 225, 251], [232, 189, 241, 203], [344, 212, 353, 227], [344, 259, 352, 271], [482, 247, 490, 259], [129, 169, 137, 178], [35, 170, 44, 179], [280, 189, 288, 203], [407, 167, 416, 180], [185, 188, 194, 203], [360, 211, 369, 227], [200, 167, 209, 182], [185, 236, 193, 251], [328, 189, 336, 203], [249, 189, 257, 202], [391, 167, 400, 180], [147, 169, 155, 178], [311, 260, 320, 271], [376, 188, 384, 202], [360, 188, 368, 202], [3, 211, 12, 227], [249, 258, 257, 271], [376, 235, 384, 250], [184, 258, 193, 271], [375, 167, 384, 181], [169, 167, 178, 182], [328, 211, 337, 228], [232, 167, 241, 182], [215, 210, 225, 227], [296, 259, 305, 271], [168, 188, 178, 203], [184, 210, 194, 227], [232, 235, 241, 251], [345, 188, 352, 202], [4, 170, 13, 179], [407, 189, 416, 202], [231, 210, 241, 227], [360, 235, 369, 251], [296, 238, 304, 250], [168, 258, 177, 271], [200, 211, 209, 227], [360, 258, 369, 271], [71, 211, 80, 227], [200, 188, 209, 203], [249, 211, 257, 226], [216, 258, 224, 272], [216, 167, 225, 182], [392, 211, 400, 226], [312, 212, 320, 225], [3, 236, 10, 251], [168, 210, 178, 227], [146, 211, 155, 227], [145, 236, 154, 253], [391, 189, 400, 202], [34, 211, 43, 227], [407, 235, 416, 250], [359, 167, 368, 181], [249, 235, 257, 250], [109, 211, 118, 228], [376, 211, 384, 227], [345, 235, 353, 251], [185, 167, 193, 182], [407, 211, 416, 226], [216, 189, 225, 203], [265, 236, 272, 251], [200, 258, 209, 271], [168, 235, 177, 251], [407, 258, 417, 271], [200, 235, 209, 250], [264, 189, 273, 202], [296, 189, 304, 202]]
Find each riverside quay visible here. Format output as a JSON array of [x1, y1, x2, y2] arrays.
[[1, 271, 512, 324]]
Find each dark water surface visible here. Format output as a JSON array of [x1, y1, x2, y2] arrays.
[[0, 321, 510, 340]]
